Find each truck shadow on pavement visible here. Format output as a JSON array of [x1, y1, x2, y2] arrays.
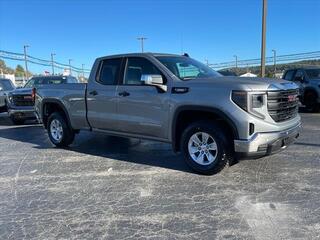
[[0, 116, 192, 173]]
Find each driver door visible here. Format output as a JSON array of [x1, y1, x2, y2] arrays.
[[293, 69, 306, 96], [116, 57, 169, 139]]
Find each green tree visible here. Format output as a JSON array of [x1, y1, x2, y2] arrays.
[[15, 64, 25, 77], [0, 59, 14, 74]]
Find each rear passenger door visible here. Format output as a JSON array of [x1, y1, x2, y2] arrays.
[[86, 58, 122, 130], [115, 57, 169, 139]]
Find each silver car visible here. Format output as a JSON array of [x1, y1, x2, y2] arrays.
[[0, 78, 15, 113]]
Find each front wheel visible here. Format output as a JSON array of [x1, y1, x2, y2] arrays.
[[10, 115, 25, 125], [181, 121, 233, 175], [304, 92, 319, 113], [47, 112, 75, 147]]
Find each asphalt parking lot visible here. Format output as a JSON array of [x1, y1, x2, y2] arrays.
[[0, 111, 319, 240]]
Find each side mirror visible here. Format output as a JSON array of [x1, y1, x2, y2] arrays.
[[141, 74, 167, 92], [0, 86, 3, 91], [294, 76, 304, 83]]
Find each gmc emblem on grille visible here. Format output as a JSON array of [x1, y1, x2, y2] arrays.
[[24, 96, 32, 100], [288, 95, 297, 102]]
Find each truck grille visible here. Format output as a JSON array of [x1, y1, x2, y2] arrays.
[[12, 95, 34, 106], [267, 89, 299, 122]]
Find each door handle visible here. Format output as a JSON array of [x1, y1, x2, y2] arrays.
[[89, 90, 98, 96], [118, 91, 130, 97]]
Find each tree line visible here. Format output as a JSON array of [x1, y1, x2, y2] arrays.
[[0, 59, 32, 77]]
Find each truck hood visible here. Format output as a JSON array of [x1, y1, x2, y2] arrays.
[[9, 88, 32, 95], [180, 76, 299, 91]]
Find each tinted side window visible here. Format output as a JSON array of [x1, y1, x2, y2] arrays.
[[284, 70, 295, 81], [294, 70, 304, 80], [97, 58, 122, 85], [124, 57, 161, 85]]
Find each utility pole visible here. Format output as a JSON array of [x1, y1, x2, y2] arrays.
[[233, 55, 238, 72], [260, 0, 267, 77], [137, 37, 147, 52], [23, 45, 29, 82], [51, 53, 56, 75], [68, 59, 73, 76], [272, 49, 276, 77], [81, 64, 85, 78]]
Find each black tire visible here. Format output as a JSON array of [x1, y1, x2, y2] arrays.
[[47, 112, 75, 147], [10, 115, 25, 125], [181, 121, 233, 175], [304, 92, 319, 113]]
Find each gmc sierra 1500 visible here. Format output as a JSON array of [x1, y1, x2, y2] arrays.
[[35, 53, 301, 174]]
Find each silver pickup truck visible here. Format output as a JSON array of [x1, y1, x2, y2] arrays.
[[35, 53, 301, 174]]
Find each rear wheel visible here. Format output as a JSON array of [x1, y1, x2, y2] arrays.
[[181, 121, 233, 175], [47, 112, 75, 147], [304, 92, 319, 113]]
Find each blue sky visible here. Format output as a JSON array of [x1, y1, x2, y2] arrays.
[[0, 0, 319, 74]]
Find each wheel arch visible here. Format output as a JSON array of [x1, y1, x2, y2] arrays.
[[41, 99, 72, 129], [303, 87, 319, 100], [171, 105, 239, 152]]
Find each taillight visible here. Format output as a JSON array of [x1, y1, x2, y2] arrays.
[[32, 88, 36, 102]]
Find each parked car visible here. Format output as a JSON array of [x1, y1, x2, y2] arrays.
[[217, 70, 237, 76], [35, 53, 301, 174], [7, 75, 78, 124], [0, 78, 15, 113], [282, 67, 320, 112]]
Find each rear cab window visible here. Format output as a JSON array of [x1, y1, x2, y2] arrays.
[[96, 58, 122, 85]]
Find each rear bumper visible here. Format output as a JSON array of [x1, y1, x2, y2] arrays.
[[234, 122, 302, 157]]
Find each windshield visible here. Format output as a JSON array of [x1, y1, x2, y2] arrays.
[[24, 79, 35, 88], [156, 56, 221, 80], [305, 69, 320, 79], [0, 79, 15, 91]]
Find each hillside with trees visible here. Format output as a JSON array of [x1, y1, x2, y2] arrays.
[[0, 59, 32, 76], [219, 59, 320, 77]]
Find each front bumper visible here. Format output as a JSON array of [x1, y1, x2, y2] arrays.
[[8, 107, 36, 119], [234, 122, 302, 157]]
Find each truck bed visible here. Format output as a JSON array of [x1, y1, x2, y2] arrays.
[[35, 83, 89, 130]]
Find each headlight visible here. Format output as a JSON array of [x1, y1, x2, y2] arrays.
[[231, 91, 248, 111], [7, 93, 13, 103], [232, 91, 266, 119]]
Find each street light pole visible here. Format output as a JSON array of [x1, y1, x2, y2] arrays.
[[260, 0, 267, 77], [51, 53, 56, 75], [68, 59, 73, 76], [137, 37, 147, 52], [81, 64, 85, 78], [23, 45, 29, 82], [233, 55, 238, 72], [272, 49, 276, 77]]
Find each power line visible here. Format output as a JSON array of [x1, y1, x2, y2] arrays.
[[0, 49, 91, 73]]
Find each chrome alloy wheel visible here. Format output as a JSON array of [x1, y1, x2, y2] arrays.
[[50, 119, 63, 142], [188, 132, 218, 165]]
